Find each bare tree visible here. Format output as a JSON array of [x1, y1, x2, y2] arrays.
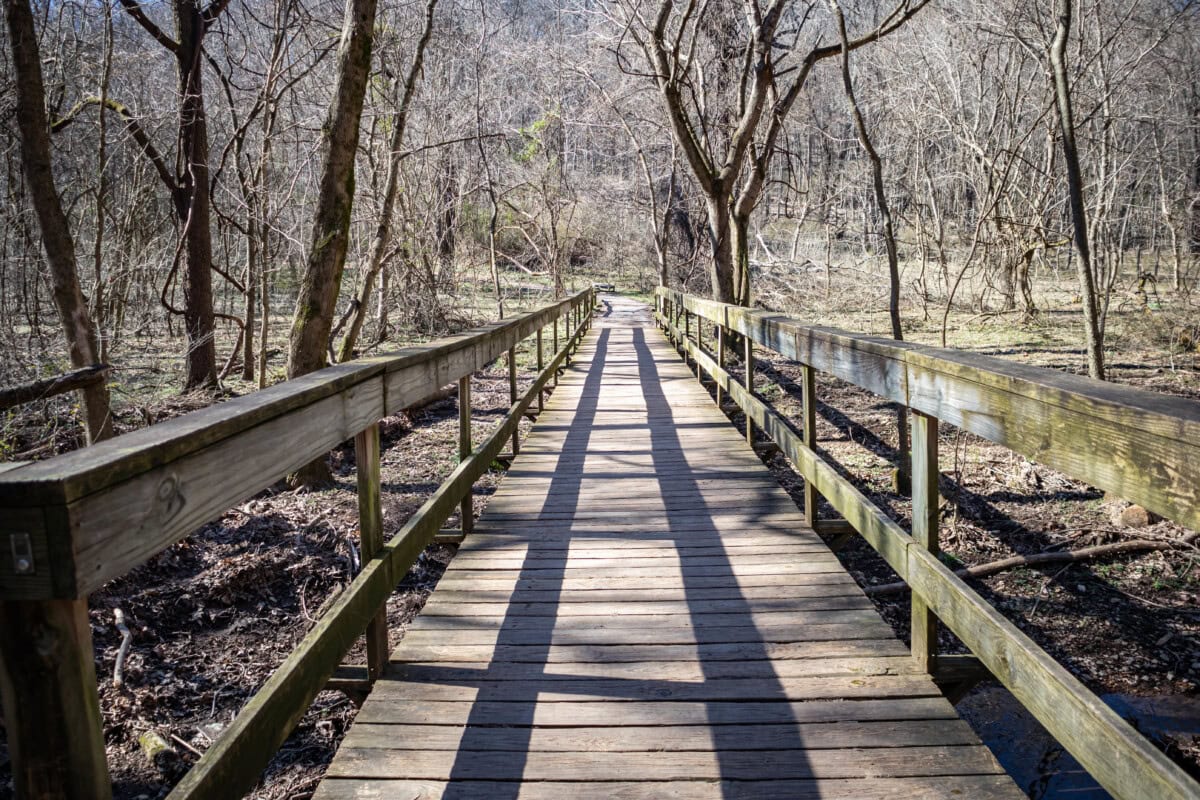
[[1050, 0, 1105, 380], [5, 0, 113, 442], [285, 0, 380, 484]]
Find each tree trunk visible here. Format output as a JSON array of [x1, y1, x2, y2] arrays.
[[5, 0, 114, 443], [830, 0, 910, 485], [1050, 0, 1105, 381], [705, 195, 737, 303], [337, 0, 437, 363], [174, 0, 218, 390], [286, 0, 379, 484]]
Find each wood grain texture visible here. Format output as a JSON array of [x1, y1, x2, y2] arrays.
[[661, 288, 1200, 533], [318, 303, 1020, 800], [662, 289, 1200, 800], [0, 290, 592, 601]]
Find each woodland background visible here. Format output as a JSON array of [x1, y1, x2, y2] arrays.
[[2, 0, 1198, 456]]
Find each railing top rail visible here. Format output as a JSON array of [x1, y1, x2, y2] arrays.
[[658, 288, 1200, 532], [0, 290, 589, 508], [0, 289, 591, 600]]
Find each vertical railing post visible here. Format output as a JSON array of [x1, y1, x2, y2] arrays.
[[354, 422, 389, 682], [536, 327, 544, 413], [684, 308, 691, 360], [911, 410, 940, 672], [0, 599, 111, 799], [508, 345, 520, 455], [716, 324, 726, 408], [459, 376, 473, 537], [801, 364, 819, 528], [744, 332, 755, 445]]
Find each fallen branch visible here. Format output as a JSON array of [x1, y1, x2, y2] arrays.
[[0, 364, 111, 411], [865, 531, 1200, 596], [113, 608, 132, 688]]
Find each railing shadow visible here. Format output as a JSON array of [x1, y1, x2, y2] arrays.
[[432, 322, 812, 795]]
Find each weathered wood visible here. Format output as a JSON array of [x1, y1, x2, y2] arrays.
[[716, 324, 726, 408], [316, 314, 1019, 800], [508, 346, 520, 455], [536, 327, 544, 413], [0, 292, 587, 509], [0, 599, 110, 799], [801, 363, 819, 528], [0, 290, 592, 601], [326, 745, 1005, 781], [906, 545, 1198, 800], [744, 330, 754, 445], [911, 411, 939, 673], [312, 775, 1024, 800], [662, 288, 1200, 800], [342, 719, 981, 752], [165, 293, 592, 800], [354, 696, 958, 728], [661, 288, 1200, 534], [0, 364, 111, 411], [458, 376, 472, 537], [354, 423, 388, 682]]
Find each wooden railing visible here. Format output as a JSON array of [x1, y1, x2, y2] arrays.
[[0, 288, 595, 799], [656, 287, 1200, 800]]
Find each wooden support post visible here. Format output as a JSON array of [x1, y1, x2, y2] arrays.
[[508, 347, 520, 455], [802, 364, 819, 528], [744, 334, 755, 445], [536, 328, 544, 413], [911, 410, 939, 673], [458, 376, 473, 537], [354, 423, 388, 682], [716, 326, 726, 408], [0, 599, 112, 799]]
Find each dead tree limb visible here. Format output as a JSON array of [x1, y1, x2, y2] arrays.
[[864, 532, 1200, 596]]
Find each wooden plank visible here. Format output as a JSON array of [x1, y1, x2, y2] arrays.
[[342, 719, 982, 752], [417, 597, 873, 617], [397, 621, 897, 647], [666, 288, 1200, 535], [906, 545, 1200, 800], [911, 411, 939, 673], [383, 655, 918, 682], [0, 599, 110, 799], [313, 775, 1024, 800], [325, 745, 1006, 781], [431, 573, 861, 593], [61, 376, 385, 598], [425, 582, 863, 605], [353, 696, 958, 727], [165, 296, 593, 800], [354, 423, 388, 681], [408, 608, 879, 630], [390, 639, 911, 664], [363, 673, 939, 703]]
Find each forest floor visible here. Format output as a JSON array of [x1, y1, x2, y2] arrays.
[[1, 285, 1199, 797]]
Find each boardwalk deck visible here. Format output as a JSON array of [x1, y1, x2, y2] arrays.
[[314, 297, 1022, 799]]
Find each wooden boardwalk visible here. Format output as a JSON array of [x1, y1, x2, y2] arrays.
[[314, 297, 1021, 799]]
